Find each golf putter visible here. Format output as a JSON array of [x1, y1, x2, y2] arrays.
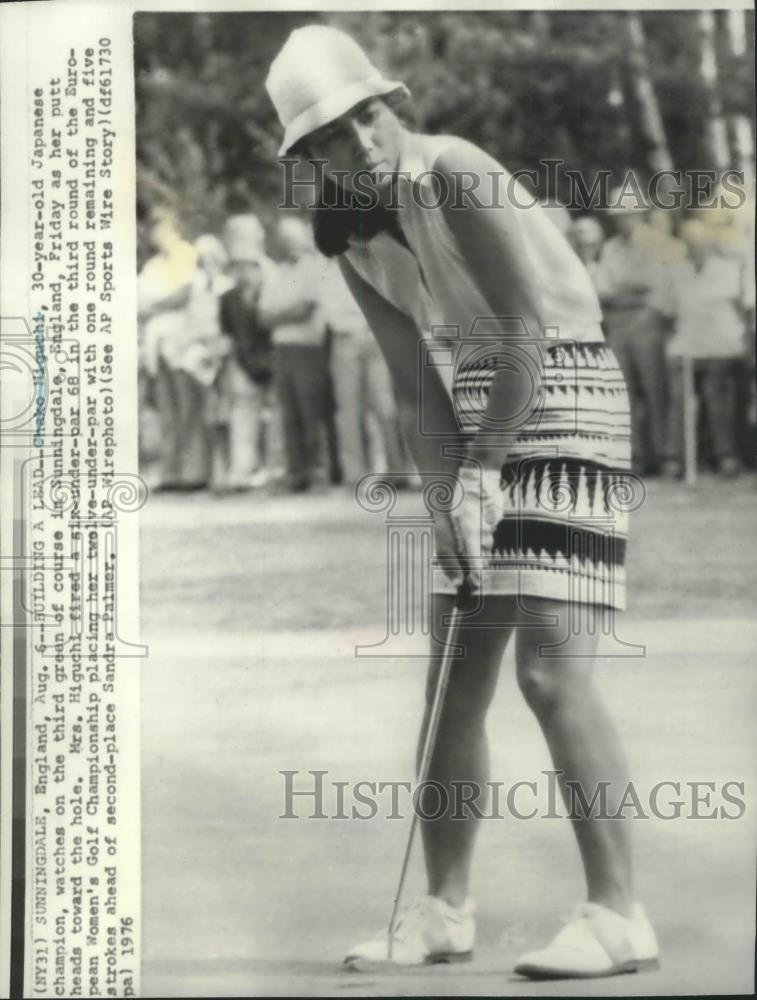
[[386, 579, 474, 960]]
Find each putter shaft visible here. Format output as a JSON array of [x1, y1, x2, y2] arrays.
[[387, 603, 464, 957]]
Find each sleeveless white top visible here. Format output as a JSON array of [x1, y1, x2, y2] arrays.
[[345, 132, 604, 344]]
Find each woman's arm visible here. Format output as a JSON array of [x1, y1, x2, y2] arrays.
[[434, 140, 549, 455], [339, 255, 476, 587], [338, 256, 464, 478]]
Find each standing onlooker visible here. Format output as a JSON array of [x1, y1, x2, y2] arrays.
[[570, 216, 605, 281], [322, 262, 408, 488], [219, 215, 276, 490], [259, 216, 335, 493], [137, 210, 201, 490], [183, 234, 235, 492], [651, 219, 754, 477], [594, 187, 682, 475], [692, 188, 756, 465]]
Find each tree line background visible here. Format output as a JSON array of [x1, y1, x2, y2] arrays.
[[133, 9, 754, 247]]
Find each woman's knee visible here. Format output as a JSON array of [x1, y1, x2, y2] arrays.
[[515, 644, 594, 718]]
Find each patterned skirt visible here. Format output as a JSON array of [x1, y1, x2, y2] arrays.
[[432, 340, 636, 610]]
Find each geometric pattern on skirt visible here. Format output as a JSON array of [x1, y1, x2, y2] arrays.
[[433, 342, 634, 609], [452, 341, 632, 470]]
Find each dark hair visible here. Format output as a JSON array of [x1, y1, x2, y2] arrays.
[[301, 89, 416, 258], [312, 176, 402, 257]]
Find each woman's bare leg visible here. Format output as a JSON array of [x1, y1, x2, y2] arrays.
[[515, 598, 633, 916], [419, 594, 514, 909]]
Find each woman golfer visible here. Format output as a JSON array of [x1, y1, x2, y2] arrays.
[[266, 26, 659, 979]]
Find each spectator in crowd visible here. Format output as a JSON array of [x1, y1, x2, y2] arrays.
[[259, 216, 336, 493], [183, 234, 236, 492], [137, 210, 203, 490], [690, 178, 755, 262], [693, 185, 756, 465], [646, 173, 688, 260], [594, 187, 683, 475], [219, 215, 277, 490], [651, 219, 755, 478], [322, 262, 409, 488], [135, 217, 162, 469], [570, 215, 605, 280], [646, 206, 687, 262]]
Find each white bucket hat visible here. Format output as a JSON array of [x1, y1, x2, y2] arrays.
[[266, 25, 409, 156]]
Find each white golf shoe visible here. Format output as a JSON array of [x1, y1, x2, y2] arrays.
[[514, 901, 659, 979], [344, 895, 475, 970]]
